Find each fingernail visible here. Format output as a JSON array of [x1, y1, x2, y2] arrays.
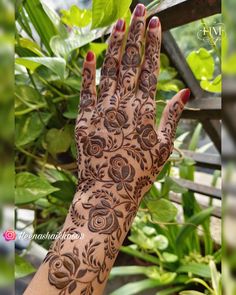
[[115, 19, 125, 32], [149, 16, 160, 29], [181, 88, 191, 104], [134, 4, 146, 17], [86, 51, 94, 62]]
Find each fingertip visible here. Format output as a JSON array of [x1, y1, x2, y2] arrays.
[[86, 51, 95, 62], [115, 19, 126, 32], [134, 3, 146, 17], [180, 88, 191, 104], [148, 16, 160, 30]]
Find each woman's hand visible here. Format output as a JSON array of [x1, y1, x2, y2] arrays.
[[24, 4, 190, 295], [75, 4, 190, 202]]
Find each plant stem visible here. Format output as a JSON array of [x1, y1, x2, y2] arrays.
[[15, 94, 79, 116], [201, 19, 221, 61], [17, 146, 43, 161]]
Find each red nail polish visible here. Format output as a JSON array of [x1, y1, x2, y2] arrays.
[[115, 19, 125, 32], [181, 88, 191, 104], [149, 17, 159, 29], [134, 4, 146, 17], [86, 51, 94, 62]]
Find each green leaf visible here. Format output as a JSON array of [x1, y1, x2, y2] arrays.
[[162, 252, 178, 263], [40, 0, 68, 37], [15, 85, 44, 114], [200, 74, 222, 93], [129, 229, 153, 250], [175, 131, 190, 148], [158, 79, 184, 92], [24, 0, 58, 54], [15, 172, 59, 205], [143, 226, 156, 236], [51, 180, 76, 202], [146, 268, 176, 284], [16, 112, 51, 147], [177, 263, 211, 278], [15, 255, 36, 279], [18, 38, 43, 56], [196, 142, 213, 153], [50, 31, 98, 58], [110, 279, 164, 295], [157, 286, 184, 295], [209, 260, 221, 294], [156, 162, 171, 181], [188, 123, 202, 151], [185, 278, 213, 293], [162, 176, 187, 195], [120, 246, 160, 265], [80, 42, 108, 58], [61, 5, 92, 27], [176, 207, 214, 255], [92, 0, 114, 29], [63, 96, 79, 119], [92, 0, 131, 29], [187, 48, 214, 80], [110, 266, 147, 279], [45, 125, 73, 155], [151, 235, 169, 250], [160, 53, 170, 68], [180, 291, 205, 295], [15, 57, 66, 79], [63, 78, 81, 91], [147, 198, 178, 222], [159, 67, 177, 81], [145, 184, 161, 200]]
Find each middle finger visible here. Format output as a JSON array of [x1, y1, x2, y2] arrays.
[[117, 4, 146, 97]]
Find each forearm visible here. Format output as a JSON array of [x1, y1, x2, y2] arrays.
[[24, 180, 150, 295]]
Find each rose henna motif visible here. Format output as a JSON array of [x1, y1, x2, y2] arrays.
[[41, 4, 190, 295], [108, 154, 135, 191], [104, 107, 129, 134], [136, 124, 159, 150], [101, 56, 118, 79], [81, 132, 106, 158], [86, 200, 123, 234]]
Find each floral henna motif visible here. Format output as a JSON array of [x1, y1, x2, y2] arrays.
[[136, 124, 158, 151], [71, 190, 124, 259], [43, 7, 189, 295], [122, 43, 141, 68], [104, 107, 129, 134], [81, 132, 106, 158], [45, 229, 105, 295], [80, 68, 95, 112], [101, 56, 118, 80], [86, 200, 123, 234], [108, 154, 135, 191], [139, 70, 157, 100], [161, 101, 184, 140]]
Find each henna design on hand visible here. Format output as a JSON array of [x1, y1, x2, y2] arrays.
[[45, 4, 191, 294]]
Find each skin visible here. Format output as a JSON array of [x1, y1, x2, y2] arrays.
[[24, 5, 190, 295]]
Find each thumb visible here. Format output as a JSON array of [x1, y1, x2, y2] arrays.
[[157, 88, 191, 141]]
